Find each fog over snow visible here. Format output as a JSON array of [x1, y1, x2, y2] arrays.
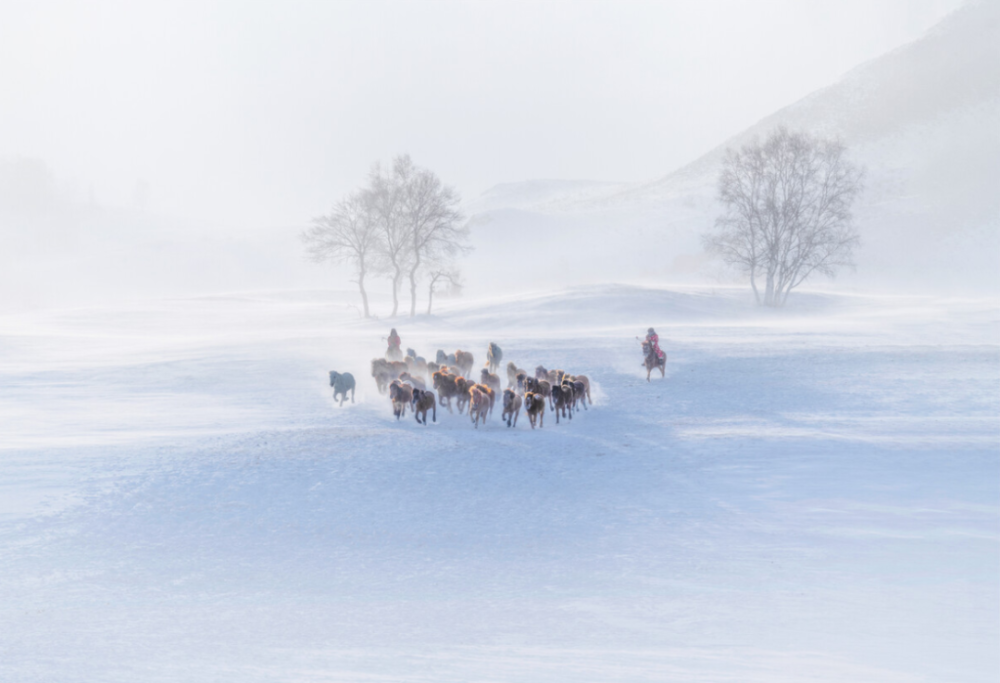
[[0, 0, 984, 308], [1, 2, 998, 682]]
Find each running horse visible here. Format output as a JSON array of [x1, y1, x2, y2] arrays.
[[640, 340, 666, 382]]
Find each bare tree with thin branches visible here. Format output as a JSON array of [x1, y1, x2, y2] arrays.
[[303, 155, 471, 318], [703, 127, 864, 307], [395, 155, 469, 317], [425, 264, 462, 315], [301, 190, 380, 318], [366, 159, 411, 317]]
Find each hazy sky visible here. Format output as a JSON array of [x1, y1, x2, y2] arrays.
[[0, 0, 963, 232]]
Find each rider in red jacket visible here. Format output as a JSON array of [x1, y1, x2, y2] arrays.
[[645, 327, 665, 359], [387, 328, 401, 352]]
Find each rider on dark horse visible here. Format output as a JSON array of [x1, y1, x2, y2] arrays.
[[637, 328, 666, 381], [644, 327, 665, 361]]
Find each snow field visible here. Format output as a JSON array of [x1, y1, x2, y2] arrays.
[[0, 285, 997, 682]]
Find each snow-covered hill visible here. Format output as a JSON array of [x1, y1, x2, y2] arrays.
[[466, 2, 1000, 293], [1, 285, 997, 681]]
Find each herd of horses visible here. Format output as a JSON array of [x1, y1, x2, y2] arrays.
[[330, 343, 593, 429], [381, 344, 592, 429], [327, 338, 665, 428]]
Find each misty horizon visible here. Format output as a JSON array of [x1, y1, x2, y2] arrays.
[[2, 0, 968, 231]]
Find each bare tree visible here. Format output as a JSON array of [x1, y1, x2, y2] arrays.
[[703, 127, 864, 307], [426, 264, 462, 315], [395, 155, 469, 317], [304, 155, 470, 318], [365, 159, 411, 317], [301, 190, 380, 318]]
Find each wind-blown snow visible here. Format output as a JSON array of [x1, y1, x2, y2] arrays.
[[1, 285, 997, 682]]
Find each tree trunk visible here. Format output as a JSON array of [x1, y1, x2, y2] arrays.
[[780, 281, 793, 307], [358, 267, 371, 318], [750, 268, 761, 305], [427, 281, 435, 315], [764, 271, 776, 307], [409, 273, 417, 317], [408, 255, 421, 317], [390, 266, 401, 317]]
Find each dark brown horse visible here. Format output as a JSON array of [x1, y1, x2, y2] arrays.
[[641, 340, 666, 382]]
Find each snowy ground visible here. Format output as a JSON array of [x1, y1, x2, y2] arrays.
[[1, 285, 997, 682]]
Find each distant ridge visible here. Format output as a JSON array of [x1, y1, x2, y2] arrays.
[[470, 1, 999, 214], [601, 0, 1000, 207], [465, 2, 999, 292]]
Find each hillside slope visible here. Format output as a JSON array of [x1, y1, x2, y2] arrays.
[[466, 2, 1000, 293]]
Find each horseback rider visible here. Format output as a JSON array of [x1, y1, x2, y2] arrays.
[[643, 327, 665, 360], [636, 328, 667, 381], [386, 328, 401, 354]]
